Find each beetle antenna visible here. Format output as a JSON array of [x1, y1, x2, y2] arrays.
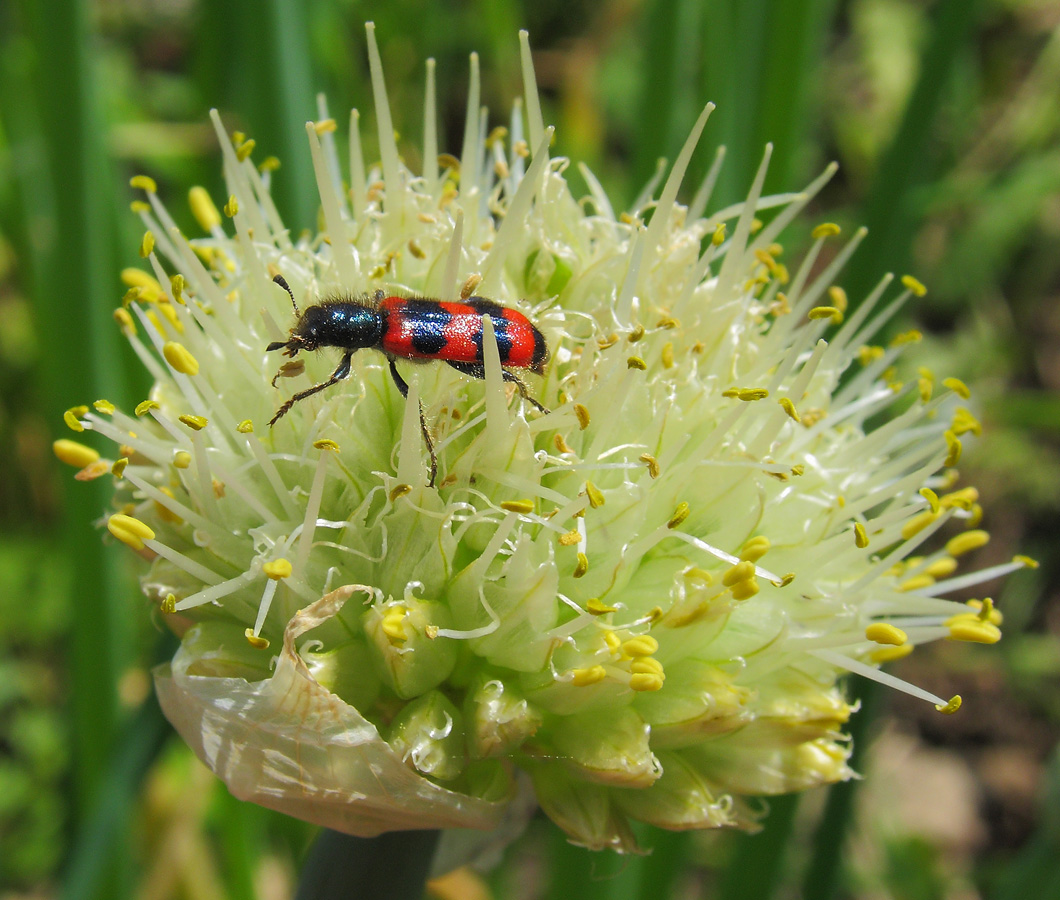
[[273, 274, 300, 318]]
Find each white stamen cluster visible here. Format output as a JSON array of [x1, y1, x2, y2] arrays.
[[56, 25, 1025, 852]]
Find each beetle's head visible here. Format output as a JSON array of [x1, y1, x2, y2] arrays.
[[267, 307, 328, 356]]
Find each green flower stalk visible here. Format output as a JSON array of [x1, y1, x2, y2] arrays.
[[56, 25, 1029, 853]]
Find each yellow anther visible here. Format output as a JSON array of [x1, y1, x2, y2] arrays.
[[946, 530, 989, 557], [901, 509, 939, 540], [157, 301, 183, 333], [188, 186, 222, 231], [586, 597, 617, 615], [891, 329, 923, 346], [966, 503, 983, 528], [314, 118, 338, 135], [857, 345, 885, 366], [778, 397, 800, 422], [924, 557, 958, 578], [500, 499, 535, 514], [712, 222, 727, 245], [723, 561, 755, 586], [107, 514, 155, 551], [657, 315, 679, 329], [160, 594, 177, 614], [236, 419, 253, 434], [558, 530, 580, 546], [730, 579, 759, 601], [130, 200, 150, 213], [918, 376, 934, 402], [951, 407, 981, 437], [459, 273, 483, 300], [935, 695, 961, 715], [826, 285, 848, 312], [622, 635, 659, 657], [627, 356, 646, 370], [245, 629, 270, 649], [235, 138, 256, 161], [776, 573, 795, 587], [113, 308, 136, 335], [639, 454, 660, 478], [224, 195, 239, 217], [866, 623, 908, 646], [573, 553, 588, 578], [134, 400, 158, 417], [179, 414, 208, 431], [389, 484, 412, 502], [661, 342, 675, 369], [130, 174, 157, 193], [381, 606, 408, 643], [604, 631, 621, 652], [259, 156, 281, 173], [722, 387, 769, 401], [597, 333, 619, 349], [313, 439, 340, 452], [901, 274, 927, 297], [139, 231, 155, 258], [168, 274, 185, 305], [667, 502, 690, 529], [121, 267, 165, 297], [740, 536, 770, 561], [871, 643, 914, 664], [407, 239, 425, 259], [854, 522, 869, 548], [112, 458, 128, 478], [574, 404, 590, 430], [1014, 554, 1039, 569], [74, 460, 111, 481], [170, 450, 190, 469], [811, 222, 841, 239], [53, 439, 100, 469], [939, 487, 978, 510], [919, 488, 939, 514], [684, 566, 714, 587], [262, 558, 293, 580], [485, 125, 508, 147], [585, 481, 605, 509], [754, 248, 778, 272], [163, 341, 199, 376], [808, 306, 842, 322], [941, 377, 970, 399], [629, 673, 665, 692], [63, 408, 86, 432], [947, 618, 1001, 644], [571, 666, 607, 687], [627, 324, 645, 343], [630, 657, 664, 676], [967, 598, 1002, 625], [944, 431, 962, 467], [553, 433, 572, 454]]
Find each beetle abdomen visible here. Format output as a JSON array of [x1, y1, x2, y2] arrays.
[[379, 296, 547, 372]]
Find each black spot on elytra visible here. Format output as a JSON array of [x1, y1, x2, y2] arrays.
[[403, 299, 451, 355], [473, 311, 513, 362]]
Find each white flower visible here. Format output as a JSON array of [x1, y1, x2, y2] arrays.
[[56, 24, 1028, 853]]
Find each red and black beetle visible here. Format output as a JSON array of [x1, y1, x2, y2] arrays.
[[266, 275, 548, 484]]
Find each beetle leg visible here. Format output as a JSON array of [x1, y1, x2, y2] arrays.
[[268, 351, 352, 426], [445, 361, 549, 414], [388, 358, 438, 487]]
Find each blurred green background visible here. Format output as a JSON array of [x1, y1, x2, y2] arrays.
[[1, 0, 1058, 898]]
